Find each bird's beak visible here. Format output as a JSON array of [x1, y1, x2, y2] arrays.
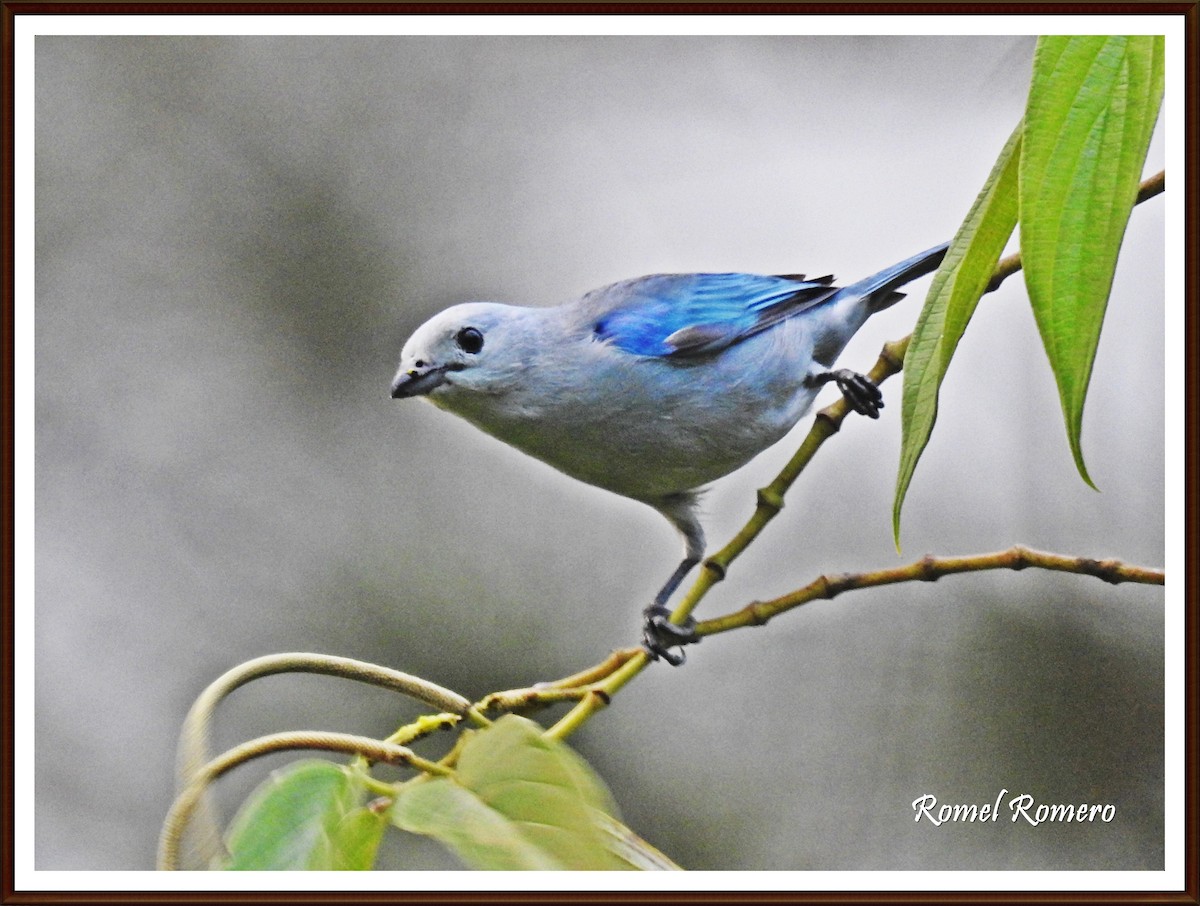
[[390, 363, 449, 399]]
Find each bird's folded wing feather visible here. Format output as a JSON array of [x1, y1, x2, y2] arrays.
[[589, 272, 840, 358]]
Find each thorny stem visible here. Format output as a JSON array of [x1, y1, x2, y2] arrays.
[[545, 168, 1167, 741]]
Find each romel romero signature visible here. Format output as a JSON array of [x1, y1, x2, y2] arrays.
[[913, 790, 1116, 826]]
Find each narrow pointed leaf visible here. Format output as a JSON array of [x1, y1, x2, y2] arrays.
[[1019, 35, 1164, 486], [224, 759, 375, 870], [893, 123, 1022, 545]]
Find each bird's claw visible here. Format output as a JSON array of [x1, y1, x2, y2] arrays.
[[642, 605, 699, 666], [835, 370, 884, 419]]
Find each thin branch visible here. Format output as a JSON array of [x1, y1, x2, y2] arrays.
[[543, 649, 646, 741], [986, 168, 1163, 294], [383, 711, 466, 747], [479, 648, 642, 716], [540, 647, 644, 690], [482, 685, 591, 713], [1137, 168, 1166, 203], [696, 546, 1164, 638]]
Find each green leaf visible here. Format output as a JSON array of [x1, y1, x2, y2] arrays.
[[391, 778, 566, 870], [1019, 35, 1164, 486], [224, 759, 382, 870], [893, 123, 1022, 546], [392, 715, 675, 870], [330, 806, 389, 870]]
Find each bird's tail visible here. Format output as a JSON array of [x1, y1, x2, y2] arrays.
[[810, 241, 950, 365], [848, 241, 951, 314]]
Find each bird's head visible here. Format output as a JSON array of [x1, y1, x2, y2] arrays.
[[390, 302, 526, 402]]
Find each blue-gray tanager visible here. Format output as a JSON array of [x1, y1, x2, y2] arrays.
[[391, 242, 949, 664]]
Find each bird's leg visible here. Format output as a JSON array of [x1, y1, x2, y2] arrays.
[[806, 368, 884, 419], [642, 556, 700, 666], [642, 495, 706, 666]]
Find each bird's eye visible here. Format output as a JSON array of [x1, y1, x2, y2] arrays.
[[455, 327, 484, 354]]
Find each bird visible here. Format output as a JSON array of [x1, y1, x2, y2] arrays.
[[391, 242, 949, 665]]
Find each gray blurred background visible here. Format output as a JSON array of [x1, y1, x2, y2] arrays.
[[34, 35, 1165, 873]]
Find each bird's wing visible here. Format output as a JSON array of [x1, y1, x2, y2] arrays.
[[589, 272, 840, 358]]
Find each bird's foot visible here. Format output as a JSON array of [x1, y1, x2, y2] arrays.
[[829, 368, 884, 419], [641, 604, 699, 667]]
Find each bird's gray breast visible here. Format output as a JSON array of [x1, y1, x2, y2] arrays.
[[438, 309, 820, 503]]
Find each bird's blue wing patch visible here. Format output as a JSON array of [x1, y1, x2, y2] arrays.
[[592, 273, 838, 358]]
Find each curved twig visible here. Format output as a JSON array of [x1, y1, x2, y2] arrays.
[[174, 652, 472, 869], [158, 729, 448, 871]]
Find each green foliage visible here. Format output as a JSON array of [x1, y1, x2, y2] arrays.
[[330, 806, 390, 870], [215, 716, 679, 870], [391, 774, 567, 870], [894, 35, 1163, 541], [391, 715, 677, 870], [893, 123, 1023, 545], [1020, 36, 1165, 486], [223, 759, 387, 870]]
